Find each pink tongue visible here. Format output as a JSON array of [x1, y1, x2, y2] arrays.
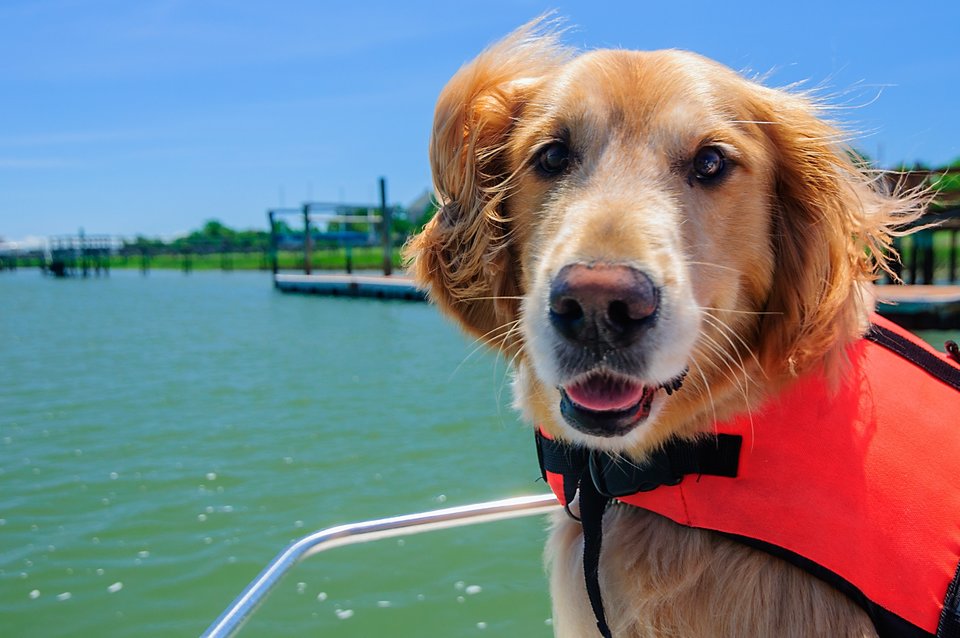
[[565, 376, 648, 412]]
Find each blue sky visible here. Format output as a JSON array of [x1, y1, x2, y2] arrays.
[[2, 0, 958, 242]]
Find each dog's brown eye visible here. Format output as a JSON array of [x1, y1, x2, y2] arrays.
[[693, 146, 725, 182], [537, 142, 570, 176]]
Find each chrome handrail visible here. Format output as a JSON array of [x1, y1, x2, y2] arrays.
[[201, 493, 561, 638]]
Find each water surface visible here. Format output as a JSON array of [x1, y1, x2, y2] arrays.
[[2, 269, 956, 637], [1, 270, 552, 637]]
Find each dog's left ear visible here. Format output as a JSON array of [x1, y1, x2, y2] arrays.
[[404, 20, 570, 349], [747, 87, 918, 377]]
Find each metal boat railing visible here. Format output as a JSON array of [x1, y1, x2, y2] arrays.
[[201, 493, 561, 638]]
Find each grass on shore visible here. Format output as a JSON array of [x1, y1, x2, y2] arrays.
[[5, 238, 959, 283], [4, 247, 404, 272]]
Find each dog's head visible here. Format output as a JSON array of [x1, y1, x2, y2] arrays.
[[405, 20, 917, 455]]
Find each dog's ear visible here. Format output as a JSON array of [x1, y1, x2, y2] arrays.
[[404, 20, 570, 349], [747, 88, 920, 377]]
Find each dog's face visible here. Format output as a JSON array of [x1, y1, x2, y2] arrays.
[[507, 50, 778, 451], [407, 24, 905, 456]]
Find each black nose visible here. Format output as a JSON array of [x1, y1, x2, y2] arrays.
[[548, 263, 658, 346]]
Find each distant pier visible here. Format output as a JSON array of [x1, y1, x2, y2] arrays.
[[45, 233, 116, 278], [267, 177, 425, 301]]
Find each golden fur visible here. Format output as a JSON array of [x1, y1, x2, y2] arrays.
[[405, 19, 921, 638]]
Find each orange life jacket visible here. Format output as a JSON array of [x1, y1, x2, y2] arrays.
[[537, 316, 960, 637]]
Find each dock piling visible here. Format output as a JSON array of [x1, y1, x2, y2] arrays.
[[380, 177, 392, 277]]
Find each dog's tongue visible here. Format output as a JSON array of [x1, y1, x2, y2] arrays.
[[564, 375, 648, 412]]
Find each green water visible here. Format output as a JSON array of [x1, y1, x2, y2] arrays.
[[0, 270, 553, 637], [3, 271, 958, 638]]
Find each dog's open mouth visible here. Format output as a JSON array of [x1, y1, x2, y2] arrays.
[[559, 370, 685, 437]]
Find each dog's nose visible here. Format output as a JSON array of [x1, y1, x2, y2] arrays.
[[549, 263, 658, 346]]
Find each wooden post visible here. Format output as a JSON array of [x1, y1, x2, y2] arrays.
[[303, 204, 312, 275], [380, 177, 392, 276], [921, 231, 935, 284], [79, 228, 89, 278], [268, 211, 279, 276], [908, 236, 917, 285], [950, 229, 958, 284]]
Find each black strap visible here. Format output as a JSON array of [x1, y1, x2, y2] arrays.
[[579, 475, 613, 638], [536, 431, 741, 637], [865, 323, 960, 391], [589, 434, 741, 498], [726, 533, 933, 638], [537, 430, 741, 500], [866, 321, 960, 637], [939, 562, 960, 638], [536, 431, 589, 506]]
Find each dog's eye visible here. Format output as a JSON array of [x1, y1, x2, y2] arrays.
[[536, 142, 570, 176], [692, 146, 726, 182]]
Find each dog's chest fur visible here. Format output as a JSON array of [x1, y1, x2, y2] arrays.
[[546, 505, 878, 638]]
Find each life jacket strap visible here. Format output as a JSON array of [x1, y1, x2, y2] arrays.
[[536, 429, 742, 637], [865, 323, 960, 391], [939, 565, 960, 638], [579, 472, 613, 638], [536, 429, 741, 502]]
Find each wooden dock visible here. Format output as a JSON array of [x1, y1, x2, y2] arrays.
[[876, 285, 960, 330], [274, 273, 425, 301], [271, 276, 957, 329]]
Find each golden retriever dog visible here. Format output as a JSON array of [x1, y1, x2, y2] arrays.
[[404, 19, 940, 638]]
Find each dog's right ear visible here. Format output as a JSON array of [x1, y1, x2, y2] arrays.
[[405, 19, 570, 349]]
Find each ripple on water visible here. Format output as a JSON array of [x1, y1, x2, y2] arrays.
[[0, 271, 556, 637]]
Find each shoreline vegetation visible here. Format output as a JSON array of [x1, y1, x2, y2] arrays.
[[4, 246, 405, 272], [2, 163, 957, 276], [3, 236, 958, 283]]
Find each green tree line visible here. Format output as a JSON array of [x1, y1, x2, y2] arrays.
[[122, 201, 439, 255]]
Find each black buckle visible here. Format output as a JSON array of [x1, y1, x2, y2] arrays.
[[946, 340, 960, 365], [588, 450, 682, 498]]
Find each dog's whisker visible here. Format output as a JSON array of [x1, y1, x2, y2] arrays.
[[695, 342, 758, 449], [463, 318, 521, 357], [700, 312, 765, 375], [693, 330, 760, 447], [689, 358, 719, 432], [693, 339, 751, 408], [699, 325, 759, 396], [696, 332, 753, 388], [494, 344, 525, 424], [450, 319, 522, 381], [690, 342, 739, 390], [492, 330, 524, 376], [696, 305, 781, 316], [684, 260, 742, 274], [497, 329, 528, 405]]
